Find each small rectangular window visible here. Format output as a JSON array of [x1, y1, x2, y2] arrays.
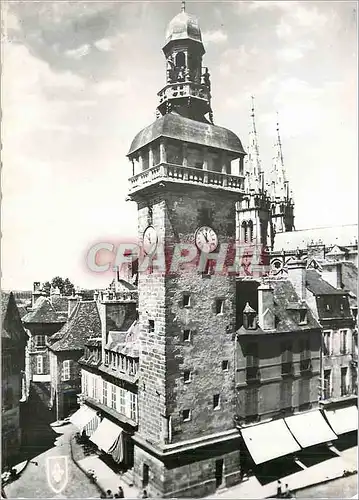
[[36, 355, 43, 375], [62, 360, 70, 381], [35, 335, 46, 347], [183, 294, 191, 307], [149, 320, 155, 333], [183, 329, 191, 342], [213, 394, 220, 409], [182, 409, 191, 421], [215, 299, 224, 315], [183, 370, 191, 383], [222, 360, 229, 371]]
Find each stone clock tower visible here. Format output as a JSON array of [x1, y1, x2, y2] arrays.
[[127, 4, 246, 497]]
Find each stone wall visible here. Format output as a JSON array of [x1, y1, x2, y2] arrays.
[[132, 436, 241, 498], [136, 187, 238, 447]]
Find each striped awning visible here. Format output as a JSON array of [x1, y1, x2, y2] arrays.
[[90, 418, 123, 462], [70, 406, 99, 433]]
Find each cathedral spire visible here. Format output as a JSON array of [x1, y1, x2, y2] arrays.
[[244, 96, 262, 193], [270, 112, 288, 200], [181, 0, 186, 12]]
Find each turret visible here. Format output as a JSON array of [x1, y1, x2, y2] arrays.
[[236, 97, 271, 249], [157, 1, 213, 123], [269, 116, 295, 236]]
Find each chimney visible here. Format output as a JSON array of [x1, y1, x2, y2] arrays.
[[116, 260, 133, 286], [257, 283, 275, 330], [32, 282, 43, 307], [287, 259, 306, 301], [68, 295, 79, 317], [321, 261, 342, 290]]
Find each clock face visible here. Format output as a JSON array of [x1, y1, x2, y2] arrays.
[[143, 226, 158, 255], [195, 226, 218, 253]]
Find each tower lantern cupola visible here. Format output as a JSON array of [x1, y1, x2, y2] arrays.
[[157, 2, 213, 123]]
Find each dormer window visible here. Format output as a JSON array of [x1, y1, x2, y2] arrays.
[[243, 302, 257, 330], [299, 309, 307, 325]]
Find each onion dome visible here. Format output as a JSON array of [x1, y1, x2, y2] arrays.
[[165, 4, 202, 44]]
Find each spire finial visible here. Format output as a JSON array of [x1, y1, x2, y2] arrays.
[[181, 0, 186, 12], [275, 110, 284, 166]]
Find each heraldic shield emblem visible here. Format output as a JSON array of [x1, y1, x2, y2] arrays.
[[46, 455, 69, 494]]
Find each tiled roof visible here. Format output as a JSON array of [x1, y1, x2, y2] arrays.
[[22, 296, 67, 324], [237, 279, 321, 335], [50, 295, 69, 314], [273, 224, 358, 252], [305, 269, 345, 296], [49, 301, 101, 352]]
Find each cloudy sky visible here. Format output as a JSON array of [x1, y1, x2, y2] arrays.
[[2, 0, 357, 290]]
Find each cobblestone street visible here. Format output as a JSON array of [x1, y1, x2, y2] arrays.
[[4, 423, 100, 499]]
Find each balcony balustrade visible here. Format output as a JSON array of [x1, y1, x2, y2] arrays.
[[158, 82, 210, 104], [129, 163, 244, 194]]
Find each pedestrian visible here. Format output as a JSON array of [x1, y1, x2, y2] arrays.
[[142, 490, 148, 499], [118, 486, 124, 498], [277, 480, 282, 498], [106, 490, 114, 498], [284, 484, 291, 498]]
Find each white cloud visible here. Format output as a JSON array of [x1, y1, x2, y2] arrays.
[[65, 44, 91, 59], [276, 18, 293, 39], [277, 46, 304, 62], [94, 38, 113, 51], [247, 1, 295, 12], [94, 79, 130, 96], [292, 4, 328, 29], [277, 41, 314, 62], [203, 30, 228, 44]]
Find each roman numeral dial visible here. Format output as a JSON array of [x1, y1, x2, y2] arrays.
[[195, 226, 218, 253]]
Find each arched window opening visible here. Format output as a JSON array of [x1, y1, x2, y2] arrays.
[[248, 220, 253, 242], [242, 221, 248, 243], [175, 51, 185, 68]]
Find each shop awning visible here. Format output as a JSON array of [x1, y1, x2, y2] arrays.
[[90, 418, 123, 454], [324, 405, 358, 435], [70, 406, 98, 431], [240, 419, 301, 465], [284, 410, 337, 448]]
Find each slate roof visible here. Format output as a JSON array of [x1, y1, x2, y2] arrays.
[[273, 224, 358, 252], [237, 279, 321, 336], [105, 321, 140, 357], [1, 291, 27, 345], [22, 296, 67, 324], [128, 113, 246, 157], [305, 269, 345, 296], [49, 301, 101, 352], [50, 295, 68, 314], [340, 261, 358, 307]]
